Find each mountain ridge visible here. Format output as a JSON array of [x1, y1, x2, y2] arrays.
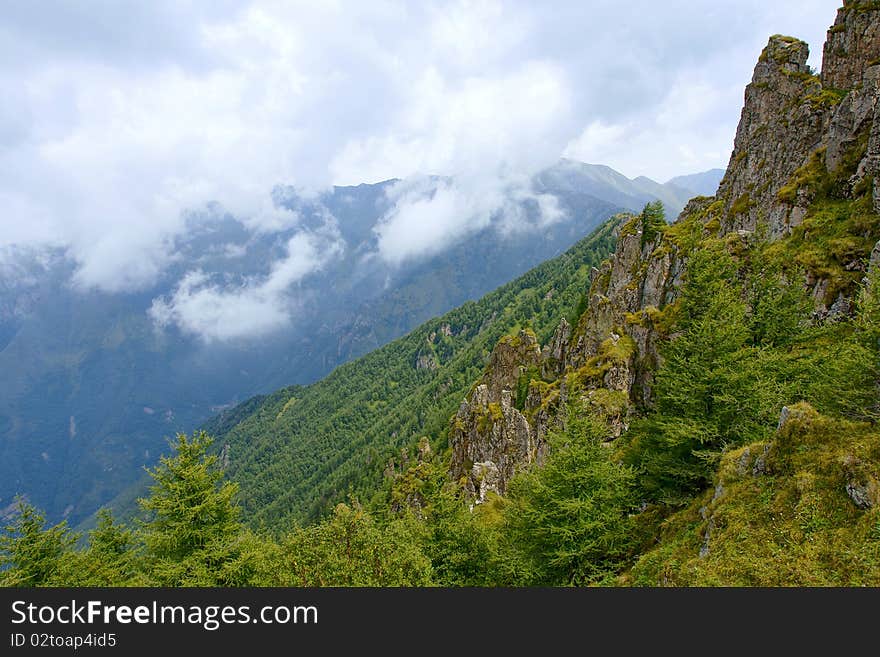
[[195, 0, 880, 582], [0, 158, 716, 526]]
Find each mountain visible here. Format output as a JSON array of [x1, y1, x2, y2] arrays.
[[445, 8, 880, 584], [192, 2, 880, 582], [666, 168, 726, 197], [203, 220, 619, 524], [3, 0, 878, 589], [1, 159, 713, 526], [537, 159, 714, 218]]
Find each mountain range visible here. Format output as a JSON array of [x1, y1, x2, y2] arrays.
[[184, 3, 880, 582], [2, 0, 878, 588], [0, 160, 721, 526]]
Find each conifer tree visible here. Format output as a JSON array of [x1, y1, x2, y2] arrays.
[[628, 245, 766, 502], [503, 416, 638, 585], [77, 509, 140, 585], [0, 499, 77, 587], [138, 431, 242, 585]]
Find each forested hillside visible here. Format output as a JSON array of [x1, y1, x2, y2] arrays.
[[208, 220, 620, 525], [2, 0, 879, 588]]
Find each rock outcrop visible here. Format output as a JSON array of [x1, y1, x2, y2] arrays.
[[449, 2, 880, 502], [449, 330, 543, 500], [717, 3, 880, 238], [822, 1, 880, 91], [716, 35, 828, 236]]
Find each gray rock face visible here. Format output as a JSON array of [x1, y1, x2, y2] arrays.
[[449, 386, 536, 500], [716, 36, 828, 238], [870, 240, 880, 272], [415, 352, 438, 370], [448, 329, 545, 498], [845, 481, 875, 509], [699, 483, 725, 559], [822, 1, 880, 91], [541, 318, 570, 379], [482, 330, 542, 401]]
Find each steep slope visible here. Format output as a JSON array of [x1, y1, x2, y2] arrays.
[[209, 3, 880, 541], [5, 1, 877, 590], [207, 220, 620, 525], [454, 1, 880, 488], [0, 177, 621, 526], [627, 403, 880, 585], [2, 156, 709, 527], [441, 0, 880, 584]]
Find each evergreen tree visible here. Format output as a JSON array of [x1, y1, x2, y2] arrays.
[[76, 509, 141, 586], [0, 499, 77, 587], [627, 245, 769, 502], [279, 503, 433, 586], [810, 267, 880, 422], [138, 431, 243, 585], [640, 201, 666, 247], [503, 416, 639, 585], [744, 237, 811, 349]]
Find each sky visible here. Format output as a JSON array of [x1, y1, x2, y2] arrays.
[[0, 0, 843, 338]]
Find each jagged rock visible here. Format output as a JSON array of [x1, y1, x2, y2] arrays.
[[483, 329, 542, 401], [870, 240, 880, 272], [447, 7, 880, 502], [842, 453, 879, 509], [845, 481, 876, 509], [812, 278, 830, 306], [450, 386, 539, 500], [752, 445, 770, 476], [417, 436, 432, 461], [568, 219, 680, 377], [778, 405, 792, 430], [822, 1, 880, 91], [470, 461, 501, 504], [867, 101, 880, 213], [541, 318, 570, 379], [415, 352, 438, 370], [699, 483, 725, 559], [828, 293, 854, 319], [734, 444, 771, 477], [717, 35, 828, 237], [736, 447, 752, 475]]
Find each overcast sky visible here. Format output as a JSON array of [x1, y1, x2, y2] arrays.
[[0, 0, 842, 334]]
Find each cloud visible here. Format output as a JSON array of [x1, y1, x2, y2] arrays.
[[149, 228, 341, 341], [0, 0, 841, 295], [329, 50, 572, 184], [374, 173, 567, 264]]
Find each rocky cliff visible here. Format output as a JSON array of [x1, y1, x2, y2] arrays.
[[449, 0, 880, 501]]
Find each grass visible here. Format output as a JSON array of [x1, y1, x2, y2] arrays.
[[625, 404, 880, 586]]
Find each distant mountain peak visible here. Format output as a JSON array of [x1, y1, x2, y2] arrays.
[[540, 159, 722, 219]]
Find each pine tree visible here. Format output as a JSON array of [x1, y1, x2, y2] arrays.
[[640, 201, 666, 247], [503, 416, 639, 585], [138, 431, 242, 585], [0, 499, 78, 587], [627, 245, 768, 502], [76, 509, 141, 585]]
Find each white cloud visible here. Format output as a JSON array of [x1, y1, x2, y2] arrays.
[[374, 173, 567, 264], [0, 0, 842, 293], [330, 59, 571, 184], [149, 229, 341, 341]]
